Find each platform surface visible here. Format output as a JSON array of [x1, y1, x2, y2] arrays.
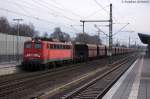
[[103, 54, 150, 99], [0, 61, 21, 76], [0, 62, 19, 68]]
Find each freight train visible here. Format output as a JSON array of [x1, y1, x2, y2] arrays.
[[22, 38, 135, 70]]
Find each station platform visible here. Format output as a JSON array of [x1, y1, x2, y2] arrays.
[[0, 61, 21, 68], [0, 61, 21, 76], [103, 55, 150, 99]]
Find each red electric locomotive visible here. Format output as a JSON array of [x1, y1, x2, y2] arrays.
[[22, 39, 73, 70]]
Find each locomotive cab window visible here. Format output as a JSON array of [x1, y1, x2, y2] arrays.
[[25, 43, 32, 48], [34, 43, 42, 49]]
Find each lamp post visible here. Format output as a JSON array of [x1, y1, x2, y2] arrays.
[[13, 18, 23, 62]]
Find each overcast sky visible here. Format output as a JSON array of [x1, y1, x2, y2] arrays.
[[0, 0, 150, 46]]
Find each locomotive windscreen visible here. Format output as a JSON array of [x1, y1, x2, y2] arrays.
[[34, 43, 42, 49], [25, 42, 32, 48]]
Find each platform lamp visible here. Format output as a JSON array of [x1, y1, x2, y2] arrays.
[[13, 18, 23, 62]]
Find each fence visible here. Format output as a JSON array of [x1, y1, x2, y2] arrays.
[[0, 33, 31, 63]]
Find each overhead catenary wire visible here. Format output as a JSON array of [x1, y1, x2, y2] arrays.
[[93, 0, 132, 40], [94, 0, 118, 22], [94, 0, 109, 13], [50, 0, 82, 18], [84, 5, 110, 19], [4, 0, 30, 16], [37, 0, 102, 33], [31, 0, 79, 22], [113, 23, 130, 36], [0, 8, 58, 25], [0, 0, 84, 33], [1, 0, 116, 35], [39, 0, 83, 19], [0, 7, 80, 34], [18, 0, 83, 33], [7, 0, 76, 26], [0, 0, 68, 31], [6, 0, 80, 23], [70, 25, 82, 33], [1, 0, 60, 20], [94, 24, 109, 37], [1, 0, 103, 35]]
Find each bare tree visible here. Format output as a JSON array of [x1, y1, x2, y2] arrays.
[[50, 27, 71, 42], [10, 23, 36, 37], [74, 33, 101, 44], [0, 16, 38, 37], [51, 27, 64, 41], [0, 16, 10, 34], [63, 32, 71, 42]]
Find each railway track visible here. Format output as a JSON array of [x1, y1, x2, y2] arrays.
[[0, 54, 126, 85], [61, 55, 137, 99], [0, 54, 137, 99]]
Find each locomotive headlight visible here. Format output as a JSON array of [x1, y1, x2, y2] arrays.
[[26, 53, 31, 57], [33, 53, 40, 57]]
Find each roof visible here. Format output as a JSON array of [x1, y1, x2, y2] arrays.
[[138, 33, 150, 44]]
